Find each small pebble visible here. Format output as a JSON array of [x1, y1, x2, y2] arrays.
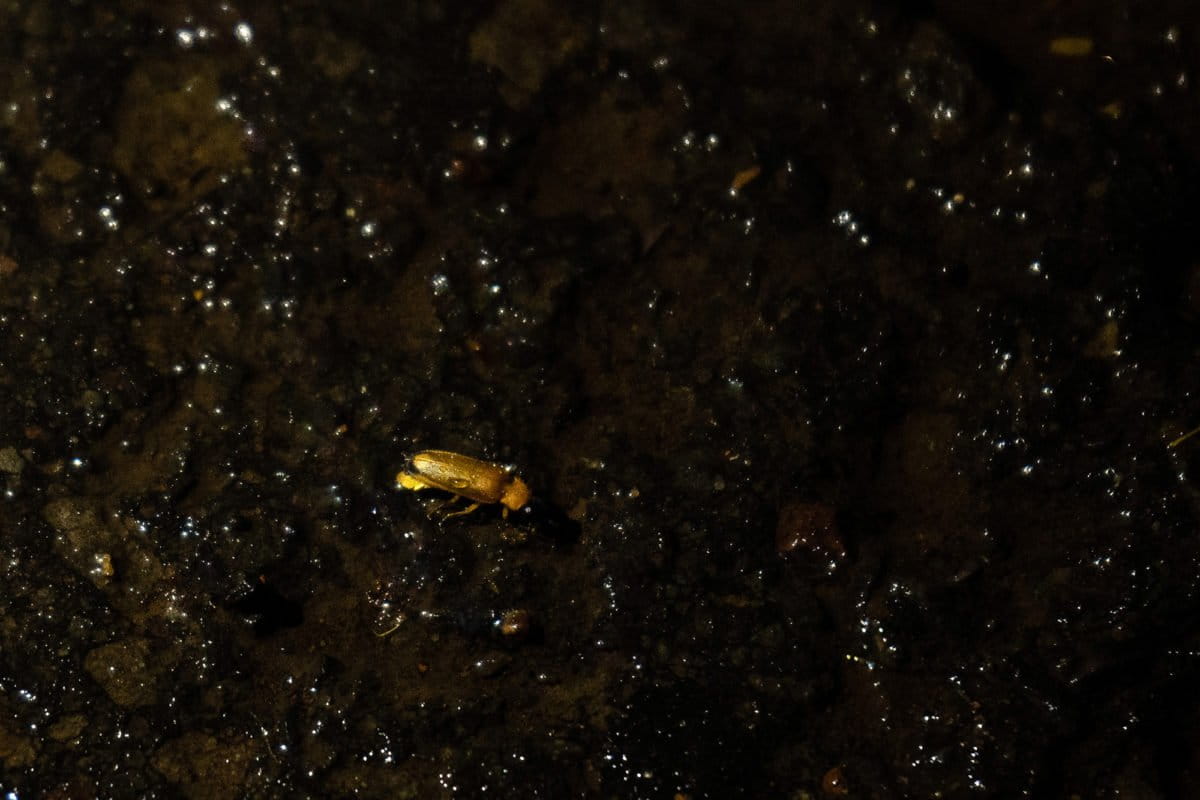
[[0, 447, 24, 475]]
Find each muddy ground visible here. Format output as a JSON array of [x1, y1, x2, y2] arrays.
[[2, 1, 1200, 797]]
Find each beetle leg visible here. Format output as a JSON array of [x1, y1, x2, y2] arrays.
[[441, 501, 481, 519], [428, 494, 473, 519], [418, 495, 450, 519]]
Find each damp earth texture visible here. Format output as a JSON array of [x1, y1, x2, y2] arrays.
[[2, 1, 1200, 797]]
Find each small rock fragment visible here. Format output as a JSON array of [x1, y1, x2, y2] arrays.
[[84, 637, 159, 708], [153, 731, 253, 800], [499, 608, 532, 637], [776, 501, 845, 572], [48, 714, 88, 742], [0, 721, 37, 769], [0, 447, 23, 474]]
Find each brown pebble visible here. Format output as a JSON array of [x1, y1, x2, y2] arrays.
[[821, 765, 848, 795], [775, 502, 845, 566], [499, 608, 531, 637]]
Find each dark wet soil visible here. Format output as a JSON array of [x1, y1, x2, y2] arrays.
[[3, 1, 1200, 797]]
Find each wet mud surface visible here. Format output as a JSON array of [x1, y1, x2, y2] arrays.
[[2, 1, 1200, 797]]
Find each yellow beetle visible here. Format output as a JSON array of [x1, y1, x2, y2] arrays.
[[396, 450, 532, 518]]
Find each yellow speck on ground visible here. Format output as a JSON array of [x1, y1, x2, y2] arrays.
[[1049, 36, 1094, 57], [730, 165, 762, 194]]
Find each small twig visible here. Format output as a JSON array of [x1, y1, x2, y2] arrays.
[[1168, 424, 1200, 449]]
